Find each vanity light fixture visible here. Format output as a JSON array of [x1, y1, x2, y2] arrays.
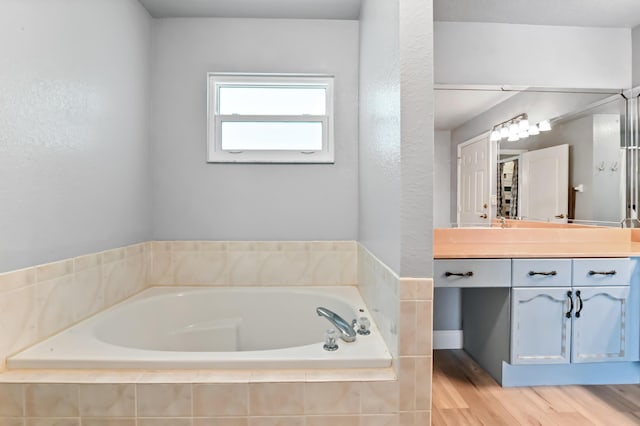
[[490, 113, 551, 142]]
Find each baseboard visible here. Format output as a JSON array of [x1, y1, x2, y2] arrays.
[[433, 330, 463, 349]]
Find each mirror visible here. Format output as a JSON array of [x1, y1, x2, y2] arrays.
[[434, 86, 631, 227]]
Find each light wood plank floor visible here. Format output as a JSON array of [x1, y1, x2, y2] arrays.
[[432, 349, 640, 426]]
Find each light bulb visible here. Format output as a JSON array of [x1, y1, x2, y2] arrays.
[[519, 119, 529, 131], [507, 133, 520, 142], [528, 124, 540, 135], [539, 120, 551, 131], [518, 130, 529, 138], [500, 126, 509, 138], [509, 123, 519, 135], [490, 130, 501, 142]]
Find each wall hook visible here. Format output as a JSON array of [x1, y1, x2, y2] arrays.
[[611, 162, 618, 172], [597, 161, 606, 172]]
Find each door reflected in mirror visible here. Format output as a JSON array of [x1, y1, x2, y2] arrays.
[[435, 86, 629, 228]]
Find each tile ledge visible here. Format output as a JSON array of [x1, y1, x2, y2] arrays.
[[0, 367, 397, 384]]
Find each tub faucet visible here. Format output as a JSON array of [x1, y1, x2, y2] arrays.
[[316, 307, 357, 342]]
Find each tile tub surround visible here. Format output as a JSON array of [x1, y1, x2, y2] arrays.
[[0, 243, 148, 371], [0, 240, 433, 425], [148, 241, 358, 286]]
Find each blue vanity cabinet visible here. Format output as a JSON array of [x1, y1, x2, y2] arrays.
[[511, 258, 634, 365], [571, 286, 631, 363], [510, 287, 572, 365], [510, 259, 573, 365]]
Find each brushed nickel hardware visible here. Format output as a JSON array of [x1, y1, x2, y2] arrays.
[[316, 307, 356, 342]]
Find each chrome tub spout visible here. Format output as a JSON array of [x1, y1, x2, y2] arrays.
[[316, 307, 357, 343]]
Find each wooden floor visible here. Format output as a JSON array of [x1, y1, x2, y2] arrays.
[[432, 349, 640, 426]]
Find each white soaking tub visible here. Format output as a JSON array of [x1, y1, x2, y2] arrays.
[[9, 286, 392, 369]]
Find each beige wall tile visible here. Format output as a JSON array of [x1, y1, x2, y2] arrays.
[[399, 301, 417, 356], [414, 411, 430, 426], [193, 384, 248, 417], [360, 381, 399, 414], [173, 252, 228, 285], [304, 382, 360, 415], [416, 279, 433, 301], [78, 384, 135, 417], [0, 268, 35, 292], [398, 358, 416, 412], [0, 417, 23, 426], [339, 250, 357, 284], [249, 383, 304, 416], [74, 253, 101, 272], [25, 419, 79, 426], [359, 414, 398, 426], [248, 417, 304, 426], [197, 241, 228, 251], [137, 419, 191, 426], [35, 275, 75, 340], [398, 412, 414, 426], [228, 252, 260, 285], [136, 384, 191, 417], [257, 252, 310, 286], [415, 301, 432, 356], [148, 251, 173, 286], [80, 419, 135, 426], [25, 384, 78, 417], [0, 286, 37, 364], [415, 357, 432, 411], [35, 260, 73, 283], [0, 384, 23, 416], [305, 415, 359, 426], [193, 418, 248, 426], [101, 248, 125, 264], [309, 252, 341, 285], [73, 267, 104, 321]]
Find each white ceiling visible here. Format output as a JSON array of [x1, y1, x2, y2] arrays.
[[434, 0, 640, 28], [138, 0, 362, 20], [435, 90, 519, 131]]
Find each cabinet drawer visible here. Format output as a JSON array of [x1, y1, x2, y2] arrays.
[[512, 259, 572, 287], [572, 258, 631, 286], [434, 259, 511, 288]]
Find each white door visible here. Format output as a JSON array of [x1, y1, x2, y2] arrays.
[[458, 136, 491, 226], [520, 144, 569, 222]]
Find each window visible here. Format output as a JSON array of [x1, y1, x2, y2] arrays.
[[207, 74, 334, 163]]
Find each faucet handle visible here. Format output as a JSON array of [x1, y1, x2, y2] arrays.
[[356, 317, 371, 335], [323, 329, 339, 351]]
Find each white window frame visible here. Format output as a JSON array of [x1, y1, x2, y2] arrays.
[[207, 73, 335, 163]]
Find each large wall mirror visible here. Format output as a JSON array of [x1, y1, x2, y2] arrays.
[[434, 86, 639, 228]]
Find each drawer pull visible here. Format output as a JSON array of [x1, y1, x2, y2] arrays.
[[575, 290, 583, 318], [528, 270, 557, 276], [444, 271, 473, 278], [588, 270, 616, 276], [566, 290, 573, 318]]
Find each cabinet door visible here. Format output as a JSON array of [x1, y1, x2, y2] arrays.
[[511, 287, 572, 364], [571, 286, 631, 363]]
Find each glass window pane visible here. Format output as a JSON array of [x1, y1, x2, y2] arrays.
[[219, 87, 326, 115], [221, 122, 323, 151]]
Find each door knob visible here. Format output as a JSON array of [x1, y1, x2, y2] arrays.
[[554, 214, 566, 219], [480, 214, 488, 219]]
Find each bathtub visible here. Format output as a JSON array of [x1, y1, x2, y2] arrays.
[[8, 286, 392, 369]]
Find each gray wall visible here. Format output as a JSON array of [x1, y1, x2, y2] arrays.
[[0, 0, 152, 273], [358, 0, 402, 273], [150, 18, 359, 241], [434, 131, 451, 228], [634, 25, 640, 87], [359, 0, 434, 277], [435, 21, 632, 88]]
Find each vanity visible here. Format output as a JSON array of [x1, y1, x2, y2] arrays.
[[434, 225, 640, 387]]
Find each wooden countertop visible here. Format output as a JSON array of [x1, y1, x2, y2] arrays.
[[434, 226, 640, 259]]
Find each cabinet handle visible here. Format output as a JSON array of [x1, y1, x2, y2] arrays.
[[528, 270, 557, 276], [588, 270, 616, 276], [444, 271, 473, 278], [566, 290, 573, 319], [575, 290, 583, 318], [479, 214, 488, 219]]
